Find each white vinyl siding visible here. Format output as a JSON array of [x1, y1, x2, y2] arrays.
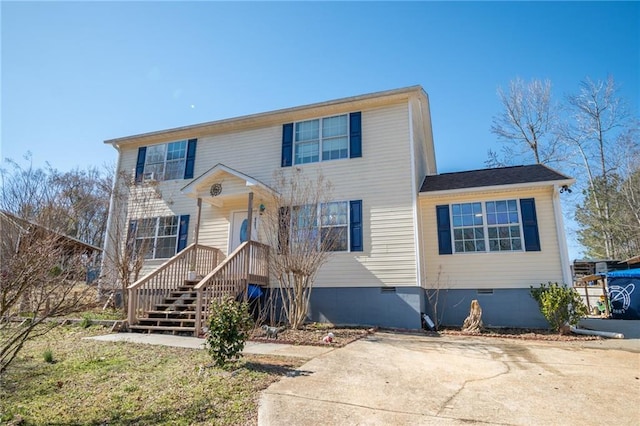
[[114, 100, 420, 288]]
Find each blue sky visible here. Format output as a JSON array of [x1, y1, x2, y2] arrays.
[[1, 1, 639, 258]]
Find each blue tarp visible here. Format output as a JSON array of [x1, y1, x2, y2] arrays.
[[247, 284, 264, 299], [607, 268, 640, 320]]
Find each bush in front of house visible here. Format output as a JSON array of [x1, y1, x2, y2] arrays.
[[206, 296, 253, 368], [530, 282, 588, 333]]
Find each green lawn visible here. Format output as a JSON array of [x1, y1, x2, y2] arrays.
[[1, 325, 302, 425]]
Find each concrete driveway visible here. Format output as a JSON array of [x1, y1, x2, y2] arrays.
[[259, 332, 640, 425]]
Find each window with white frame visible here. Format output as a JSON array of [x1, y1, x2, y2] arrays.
[[451, 200, 523, 253], [294, 114, 348, 164], [485, 200, 522, 251], [144, 141, 187, 181], [288, 202, 349, 252], [320, 201, 348, 251], [132, 216, 179, 259], [452, 202, 485, 252]]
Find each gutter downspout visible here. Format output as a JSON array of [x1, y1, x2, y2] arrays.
[[407, 99, 423, 302], [553, 185, 572, 285]]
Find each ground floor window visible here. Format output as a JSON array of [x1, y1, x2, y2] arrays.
[[451, 199, 523, 253], [130, 216, 180, 259], [282, 200, 362, 253]]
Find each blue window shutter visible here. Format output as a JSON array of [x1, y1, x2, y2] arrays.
[[282, 123, 293, 167], [184, 139, 197, 179], [278, 207, 290, 254], [135, 147, 147, 183], [127, 220, 138, 251], [349, 112, 362, 158], [436, 205, 452, 255], [177, 215, 190, 253], [350, 200, 363, 252], [520, 198, 541, 251]]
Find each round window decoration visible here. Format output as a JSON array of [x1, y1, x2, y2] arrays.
[[209, 183, 222, 197]]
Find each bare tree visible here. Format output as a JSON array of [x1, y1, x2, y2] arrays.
[[99, 171, 162, 312], [0, 154, 112, 249], [561, 76, 639, 258], [488, 78, 564, 167], [259, 169, 336, 329], [1, 217, 92, 374], [48, 166, 113, 248], [423, 266, 449, 331]]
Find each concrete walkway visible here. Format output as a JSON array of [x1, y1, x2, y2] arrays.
[[86, 332, 334, 359], [259, 332, 640, 425]]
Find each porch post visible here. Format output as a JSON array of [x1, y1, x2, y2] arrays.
[[244, 192, 254, 302], [191, 197, 202, 272], [246, 192, 254, 242]]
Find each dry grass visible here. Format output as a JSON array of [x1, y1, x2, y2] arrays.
[[0, 324, 303, 425]]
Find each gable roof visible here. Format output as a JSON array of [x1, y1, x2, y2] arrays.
[[181, 163, 274, 196], [104, 85, 428, 148], [420, 164, 573, 194]]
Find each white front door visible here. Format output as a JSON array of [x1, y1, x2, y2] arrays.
[[229, 211, 258, 253]]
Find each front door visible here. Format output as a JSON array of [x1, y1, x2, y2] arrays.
[[229, 211, 258, 253]]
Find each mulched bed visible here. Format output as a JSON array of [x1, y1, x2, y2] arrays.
[[250, 324, 377, 347], [435, 326, 603, 341], [250, 323, 603, 346]]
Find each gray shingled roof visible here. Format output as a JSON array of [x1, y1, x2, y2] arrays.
[[420, 164, 572, 193]]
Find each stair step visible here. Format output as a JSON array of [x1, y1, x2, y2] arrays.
[[170, 290, 197, 296], [139, 317, 196, 324], [129, 325, 196, 333], [155, 303, 199, 310], [137, 320, 196, 328], [164, 296, 196, 305], [147, 310, 198, 319]]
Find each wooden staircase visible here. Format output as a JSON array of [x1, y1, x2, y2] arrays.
[[127, 241, 270, 337], [129, 280, 200, 335]]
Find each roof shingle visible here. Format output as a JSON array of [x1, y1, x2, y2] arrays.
[[420, 164, 572, 193]]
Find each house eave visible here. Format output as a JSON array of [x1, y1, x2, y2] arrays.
[[419, 178, 576, 197], [104, 85, 427, 149]]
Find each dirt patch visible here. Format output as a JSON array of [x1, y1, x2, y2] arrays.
[[250, 324, 376, 347]]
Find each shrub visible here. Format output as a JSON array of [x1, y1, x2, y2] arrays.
[[43, 348, 54, 364], [206, 296, 253, 368], [530, 282, 588, 333]]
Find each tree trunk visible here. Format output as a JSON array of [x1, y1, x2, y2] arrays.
[[462, 299, 484, 333]]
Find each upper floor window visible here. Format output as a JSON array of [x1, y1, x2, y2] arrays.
[[145, 141, 187, 181], [451, 199, 522, 253], [281, 112, 361, 167], [135, 139, 197, 183], [295, 115, 349, 164]]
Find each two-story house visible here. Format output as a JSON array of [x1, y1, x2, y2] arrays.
[[102, 85, 573, 334]]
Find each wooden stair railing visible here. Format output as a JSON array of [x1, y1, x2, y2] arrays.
[[194, 241, 269, 336], [127, 243, 224, 327]]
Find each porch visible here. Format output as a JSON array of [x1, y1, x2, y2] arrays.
[[128, 164, 274, 336]]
